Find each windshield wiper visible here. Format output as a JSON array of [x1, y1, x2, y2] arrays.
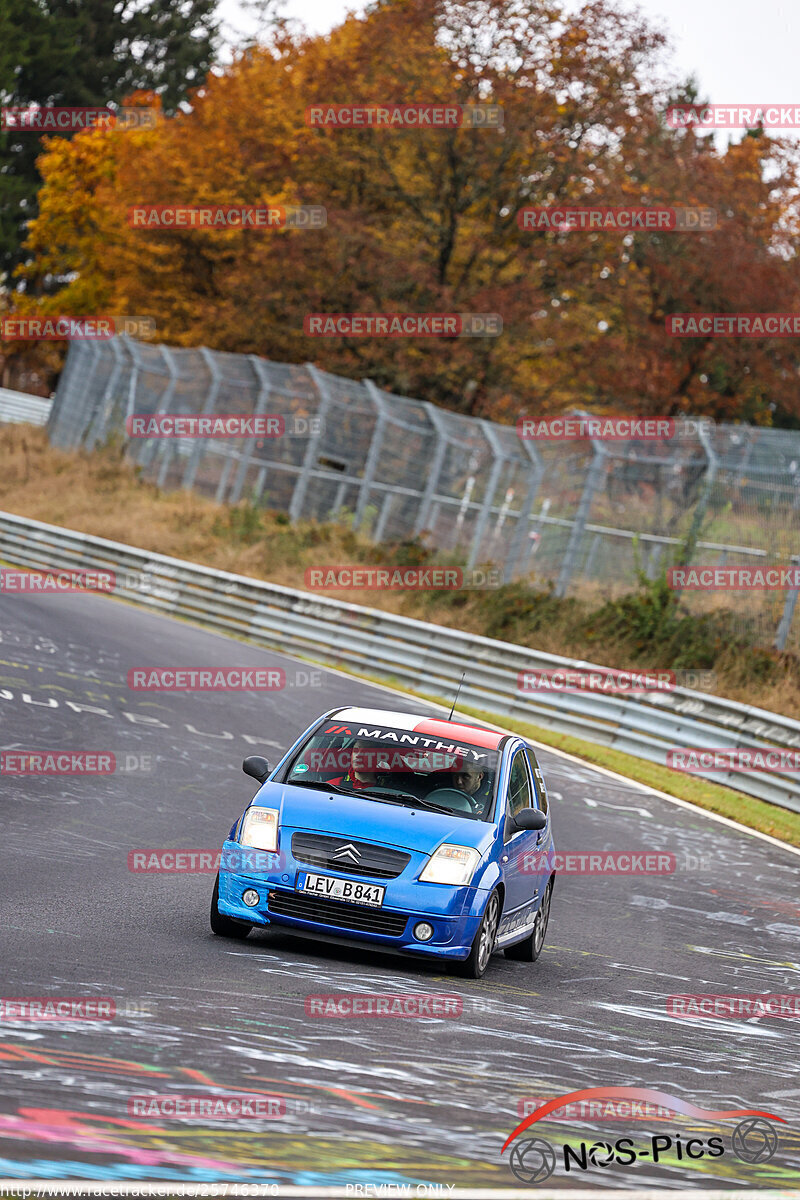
[[364, 787, 457, 815], [288, 779, 357, 795], [288, 780, 419, 805], [288, 778, 458, 815]]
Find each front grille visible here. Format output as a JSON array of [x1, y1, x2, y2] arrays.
[[292, 832, 411, 880], [267, 890, 409, 936]]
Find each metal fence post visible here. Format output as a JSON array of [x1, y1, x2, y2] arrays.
[[466, 422, 506, 570], [84, 337, 129, 451], [357, 380, 389, 532], [733, 427, 756, 489], [775, 553, 800, 651], [288, 364, 333, 522], [228, 356, 274, 505], [130, 343, 176, 475], [182, 346, 221, 491], [125, 338, 143, 428], [48, 341, 87, 446], [503, 441, 544, 581], [49, 340, 103, 448], [413, 403, 450, 536], [373, 492, 395, 542], [151, 350, 181, 485], [133, 344, 177, 483], [675, 421, 718, 573], [555, 437, 608, 598]]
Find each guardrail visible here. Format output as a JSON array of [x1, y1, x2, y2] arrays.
[[2, 508, 800, 814], [0, 389, 53, 427]]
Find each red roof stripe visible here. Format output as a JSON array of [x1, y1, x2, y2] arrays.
[[412, 719, 503, 749]]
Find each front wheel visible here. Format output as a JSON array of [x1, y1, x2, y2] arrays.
[[504, 876, 553, 962], [210, 873, 252, 939], [456, 889, 501, 979]]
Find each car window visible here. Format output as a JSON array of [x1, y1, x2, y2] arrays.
[[525, 748, 548, 814], [507, 749, 532, 819], [279, 720, 500, 821]]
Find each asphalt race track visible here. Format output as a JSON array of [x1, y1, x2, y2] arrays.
[[1, 589, 799, 1190]]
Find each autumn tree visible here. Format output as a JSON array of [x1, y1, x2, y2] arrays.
[[0, 0, 219, 285], [11, 0, 800, 424]]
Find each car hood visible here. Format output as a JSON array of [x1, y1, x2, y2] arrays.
[[252, 781, 497, 856]]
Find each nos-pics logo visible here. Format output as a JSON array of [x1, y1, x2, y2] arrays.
[[504, 1087, 783, 1183]]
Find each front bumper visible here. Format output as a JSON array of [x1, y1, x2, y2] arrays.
[[216, 836, 487, 960]]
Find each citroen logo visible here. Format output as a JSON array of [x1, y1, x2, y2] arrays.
[[332, 842, 361, 863]]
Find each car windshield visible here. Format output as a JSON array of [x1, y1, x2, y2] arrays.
[[282, 721, 500, 821]]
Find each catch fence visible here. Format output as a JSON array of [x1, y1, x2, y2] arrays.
[[48, 337, 800, 650]]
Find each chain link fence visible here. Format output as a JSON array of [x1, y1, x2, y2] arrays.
[[48, 336, 800, 651]]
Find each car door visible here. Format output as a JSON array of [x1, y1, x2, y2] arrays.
[[498, 747, 547, 937], [525, 745, 553, 875]]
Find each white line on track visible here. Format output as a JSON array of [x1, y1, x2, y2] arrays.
[[263, 643, 800, 861]]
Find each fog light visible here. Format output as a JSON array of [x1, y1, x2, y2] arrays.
[[414, 922, 434, 941], [242, 889, 260, 907]]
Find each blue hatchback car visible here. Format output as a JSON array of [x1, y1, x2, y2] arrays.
[[211, 706, 555, 977]]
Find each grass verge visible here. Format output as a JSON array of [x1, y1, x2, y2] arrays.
[[2, 424, 800, 847], [310, 667, 800, 848]]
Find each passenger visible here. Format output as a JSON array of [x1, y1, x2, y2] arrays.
[[327, 738, 385, 792]]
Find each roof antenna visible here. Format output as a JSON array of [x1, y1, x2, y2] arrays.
[[448, 671, 466, 721]]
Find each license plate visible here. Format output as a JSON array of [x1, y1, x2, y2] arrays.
[[301, 872, 385, 907]]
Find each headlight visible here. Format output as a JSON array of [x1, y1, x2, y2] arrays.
[[240, 806, 279, 852], [419, 843, 480, 886]]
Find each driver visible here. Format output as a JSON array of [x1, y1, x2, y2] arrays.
[[451, 764, 493, 811], [327, 738, 386, 792]]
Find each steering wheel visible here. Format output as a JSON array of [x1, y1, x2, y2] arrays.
[[461, 790, 486, 815], [426, 786, 481, 815]]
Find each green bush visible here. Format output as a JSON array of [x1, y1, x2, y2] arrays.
[[212, 502, 263, 544]]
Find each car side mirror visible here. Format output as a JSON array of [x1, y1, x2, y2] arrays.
[[510, 807, 547, 833], [243, 755, 271, 785]]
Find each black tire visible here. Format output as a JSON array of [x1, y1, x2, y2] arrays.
[[456, 889, 502, 979], [504, 876, 553, 962], [210, 873, 252, 939]]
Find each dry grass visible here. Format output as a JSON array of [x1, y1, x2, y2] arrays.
[[4, 424, 800, 844], [3, 423, 800, 715]]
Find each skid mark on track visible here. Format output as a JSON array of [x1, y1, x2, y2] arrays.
[[2, 600, 800, 1184]]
